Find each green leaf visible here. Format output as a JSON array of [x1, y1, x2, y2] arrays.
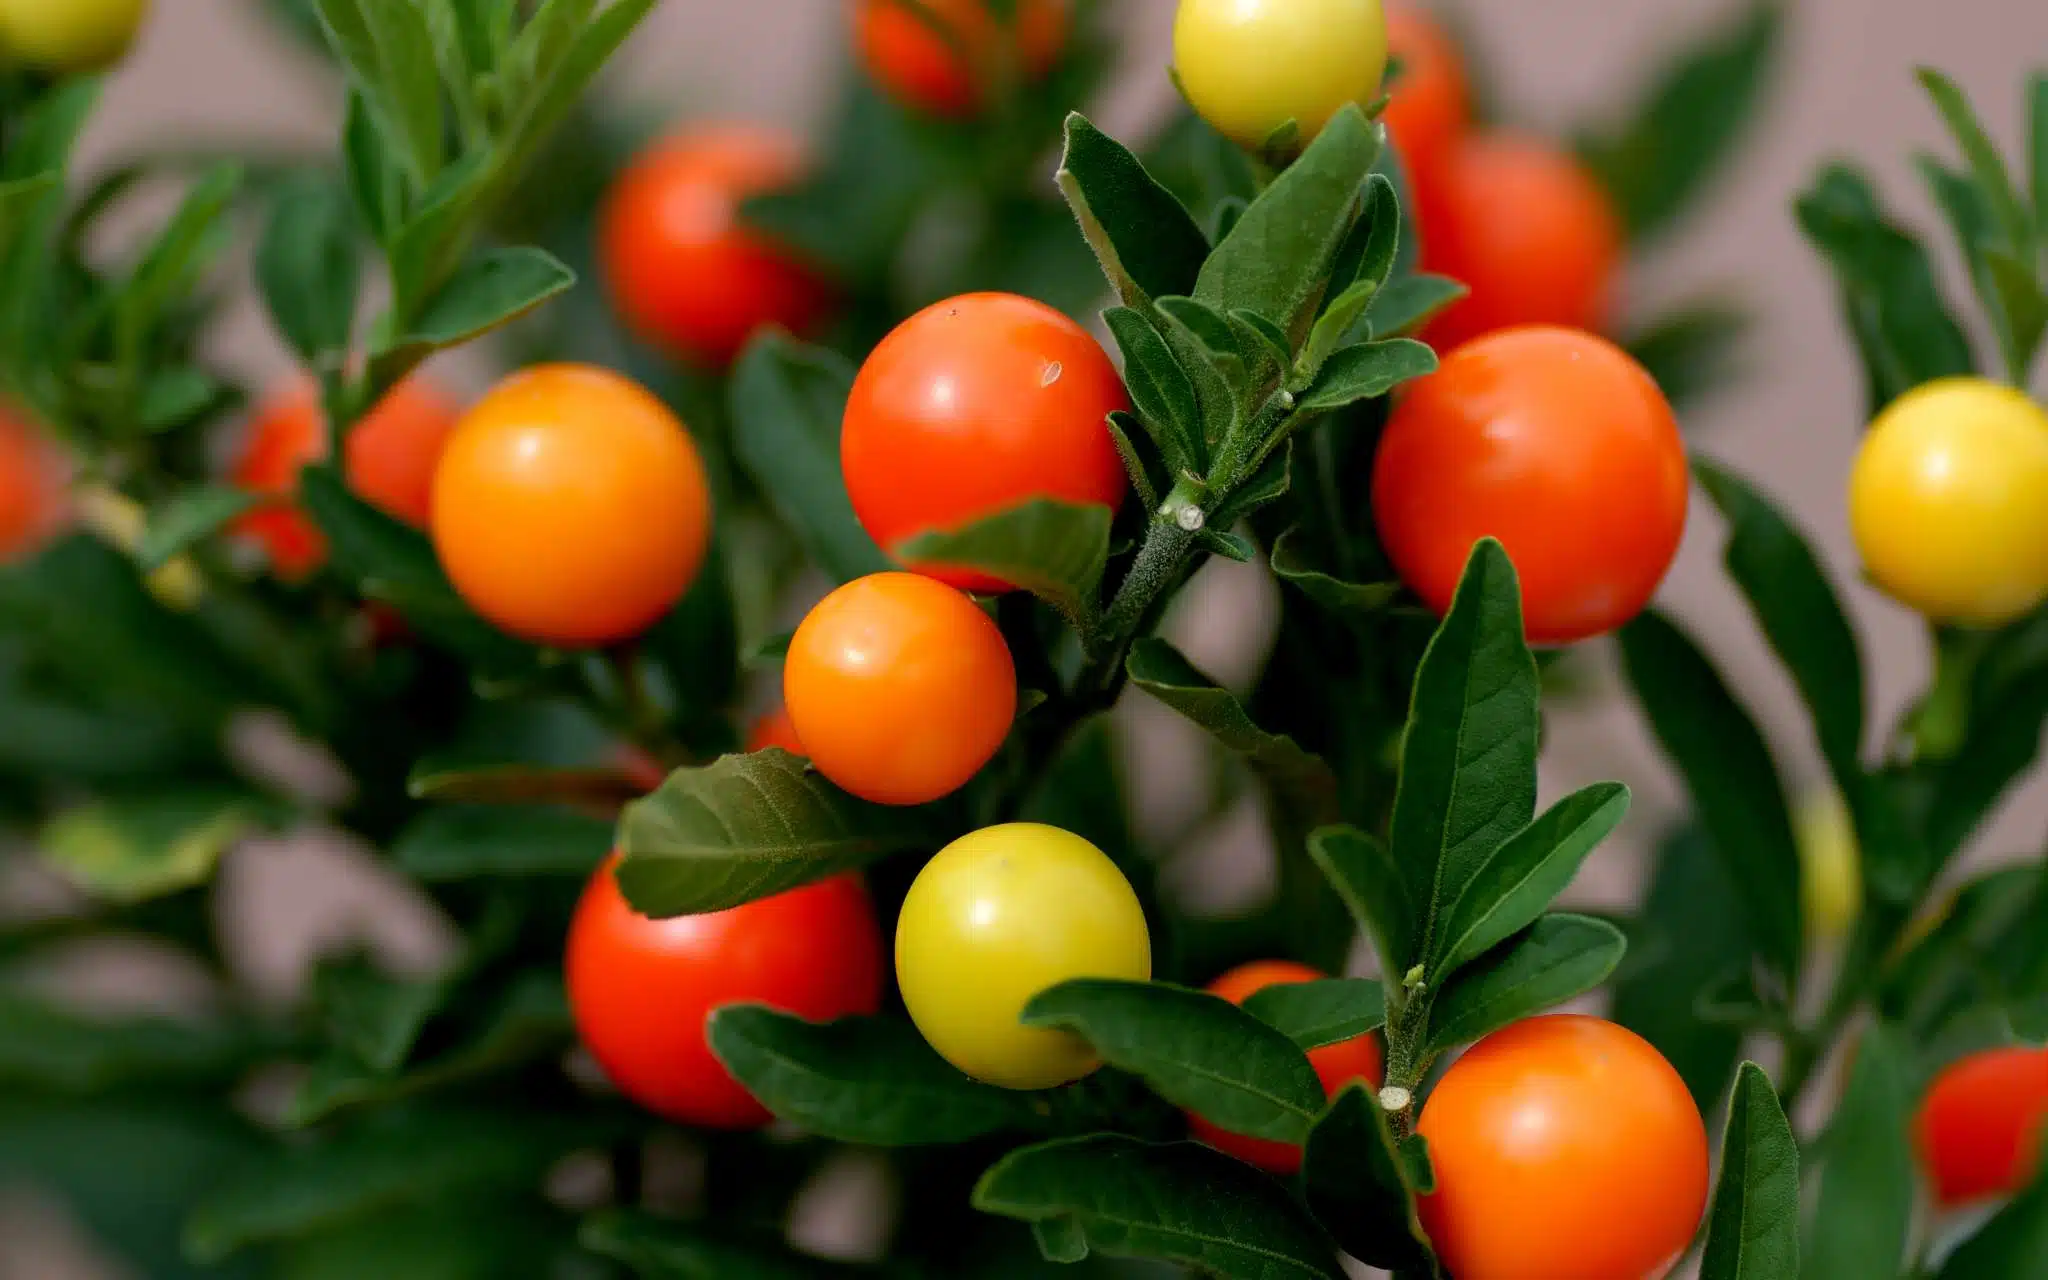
[[1308, 826, 1416, 1003], [1056, 113, 1209, 308], [707, 1007, 1035, 1146], [1934, 1169, 2048, 1278], [581, 1210, 876, 1279], [1697, 1063, 1801, 1280], [1300, 1084, 1435, 1272], [1023, 979, 1324, 1144], [895, 499, 1112, 631], [1619, 610, 1804, 985], [256, 177, 361, 365], [139, 487, 261, 571], [1196, 105, 1382, 345], [1918, 67, 2034, 255], [1269, 529, 1400, 616], [0, 995, 263, 1094], [1623, 299, 1748, 411], [40, 788, 264, 904], [116, 164, 242, 364], [497, 0, 659, 187], [311, 950, 447, 1074], [384, 147, 489, 309], [342, 90, 405, 244], [1922, 661, 2048, 868], [972, 1135, 1345, 1279], [1241, 979, 1385, 1051], [1917, 156, 2047, 388], [1363, 272, 1467, 337], [139, 369, 236, 435], [385, 245, 574, 360], [730, 336, 892, 584], [1807, 1021, 1913, 1279], [1326, 174, 1401, 301], [1107, 411, 1163, 511], [1389, 539, 1540, 975], [1126, 637, 1339, 825], [1432, 782, 1630, 980], [614, 749, 946, 916], [360, 0, 446, 181], [2032, 72, 2048, 240], [1425, 914, 1627, 1053], [276, 1201, 580, 1280], [1153, 300, 1242, 450], [1231, 309, 1294, 369], [1293, 338, 1436, 412], [1577, 2, 1784, 240], [405, 763, 641, 808], [1104, 306, 1204, 474]]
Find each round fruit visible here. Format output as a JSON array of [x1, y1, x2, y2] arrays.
[[1916, 1046, 2048, 1206], [854, 0, 1067, 117], [1173, 0, 1389, 151], [566, 857, 884, 1127], [1371, 326, 1687, 645], [1848, 377, 2048, 626], [842, 292, 1127, 593], [230, 377, 460, 580], [1187, 960, 1382, 1174], [0, 0, 147, 73], [746, 706, 806, 756], [1795, 787, 1860, 940], [1417, 133, 1622, 351], [1417, 1015, 1709, 1280], [1381, 5, 1469, 182], [784, 572, 1016, 805], [600, 124, 832, 369], [0, 405, 63, 564], [895, 823, 1150, 1090], [431, 364, 712, 648]]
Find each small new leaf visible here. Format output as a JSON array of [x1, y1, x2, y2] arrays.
[[388, 245, 573, 358], [1270, 530, 1401, 617]]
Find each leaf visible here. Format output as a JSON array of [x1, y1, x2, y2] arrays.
[[385, 245, 574, 359], [1104, 306, 1204, 473], [707, 1007, 1035, 1146], [497, 0, 659, 187], [729, 336, 892, 584], [1918, 67, 2034, 255], [1697, 1063, 1801, 1280], [1432, 782, 1630, 980], [1807, 1021, 1913, 1280], [1230, 309, 1293, 369], [1619, 610, 1804, 985], [256, 177, 361, 365], [341, 89, 405, 244], [895, 499, 1112, 631], [1425, 914, 1627, 1052], [1934, 1169, 2048, 1278], [1056, 113, 1210, 308], [1917, 156, 2046, 391], [0, 995, 263, 1094], [359, 0, 446, 181], [1107, 411, 1163, 511], [311, 950, 447, 1073], [1624, 299, 1748, 410], [972, 1135, 1345, 1279], [1126, 637, 1339, 825], [1153, 300, 1242, 450], [1577, 2, 1784, 240], [581, 1210, 876, 1279], [614, 749, 947, 916], [1022, 979, 1324, 1143], [1293, 338, 1436, 412], [1922, 661, 2048, 867], [40, 788, 264, 904], [139, 369, 235, 435], [1196, 105, 1382, 345], [138, 487, 261, 571], [1326, 173, 1401, 302], [1241, 978, 1386, 1051], [116, 164, 242, 362], [1269, 529, 1400, 616], [1300, 1084, 1435, 1272], [1308, 826, 1417, 1002], [1363, 272, 1467, 337], [1389, 539, 1540, 975], [405, 763, 642, 808], [2033, 71, 2048, 240]]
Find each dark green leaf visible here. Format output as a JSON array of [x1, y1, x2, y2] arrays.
[[1301, 1084, 1434, 1272], [342, 90, 405, 244], [117, 164, 242, 360], [0, 995, 263, 1093], [1056, 113, 1210, 308], [1209, 439, 1292, 527], [276, 1201, 580, 1280], [405, 762, 641, 808], [1697, 1063, 1801, 1280], [1917, 156, 2047, 388], [1922, 663, 2048, 867], [1624, 300, 1748, 411], [1269, 529, 1400, 616], [1107, 411, 1163, 511], [498, 0, 659, 188], [384, 147, 489, 309], [707, 1007, 1036, 1146], [2032, 72, 2048, 240], [1294, 338, 1435, 412], [388, 245, 574, 357], [1325, 174, 1400, 303], [138, 369, 235, 435], [1619, 610, 1804, 984], [256, 177, 361, 364], [1241, 979, 1385, 1050], [1153, 299, 1242, 449], [972, 1135, 1345, 1279], [139, 487, 261, 571], [1308, 825, 1416, 1007], [40, 787, 265, 904], [1363, 272, 1466, 337], [1230, 309, 1294, 369], [895, 499, 1112, 631], [644, 534, 740, 718], [581, 1210, 876, 1279], [358, 0, 446, 180], [1935, 1169, 2048, 1277], [729, 336, 892, 584], [1918, 67, 2033, 255], [1808, 1021, 1912, 1280], [311, 950, 447, 1073], [615, 749, 947, 916], [1023, 979, 1323, 1143], [1105, 306, 1204, 474], [1425, 914, 1627, 1052]]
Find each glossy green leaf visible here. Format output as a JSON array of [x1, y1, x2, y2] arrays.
[[1241, 978, 1386, 1051], [138, 487, 261, 572], [1301, 1084, 1435, 1272], [1056, 113, 1209, 308], [256, 177, 360, 365], [40, 788, 264, 904], [1294, 338, 1436, 412], [615, 749, 948, 916], [1363, 272, 1467, 337], [1425, 914, 1627, 1052], [581, 1210, 876, 1279], [1808, 1021, 1913, 1279], [1697, 1063, 1801, 1280], [1619, 610, 1804, 985], [895, 499, 1111, 632], [1308, 825, 1416, 1002], [972, 1135, 1345, 1279], [708, 1007, 1036, 1146]]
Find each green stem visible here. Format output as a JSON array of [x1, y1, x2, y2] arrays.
[[1079, 479, 1205, 695], [1901, 625, 1991, 763]]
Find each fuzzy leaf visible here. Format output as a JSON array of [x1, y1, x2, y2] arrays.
[[1056, 113, 1209, 308], [896, 499, 1111, 631]]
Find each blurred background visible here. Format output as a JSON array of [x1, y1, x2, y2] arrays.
[[6, 0, 2048, 1274]]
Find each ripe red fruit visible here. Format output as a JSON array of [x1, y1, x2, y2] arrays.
[[1916, 1045, 2048, 1206]]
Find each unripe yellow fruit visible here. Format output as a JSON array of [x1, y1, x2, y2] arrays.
[[1173, 0, 1389, 151], [0, 0, 149, 74], [1794, 788, 1859, 940], [1848, 376, 2048, 627]]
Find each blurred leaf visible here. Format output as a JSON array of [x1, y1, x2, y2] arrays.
[[1620, 610, 1804, 986], [644, 533, 741, 722], [897, 499, 1111, 632], [1308, 826, 1414, 1004], [1921, 661, 2048, 867], [972, 1135, 1346, 1278], [707, 1007, 1036, 1146], [1624, 300, 1748, 412], [139, 368, 238, 434], [0, 995, 265, 1093], [730, 336, 892, 584], [278, 1200, 580, 1280], [342, 90, 406, 244], [311, 950, 448, 1074], [406, 762, 641, 808], [340, 0, 444, 181], [1363, 272, 1466, 338], [138, 487, 260, 572], [2032, 72, 2048, 239], [40, 787, 265, 904], [615, 749, 947, 916], [1057, 113, 1209, 309], [1300, 1084, 1434, 1272], [116, 164, 242, 372], [257, 177, 362, 366], [381, 246, 574, 374], [1023, 979, 1324, 1144], [581, 1209, 881, 1278], [393, 803, 613, 880], [1918, 67, 2034, 256], [1808, 1021, 1913, 1279], [1240, 978, 1385, 1051], [1294, 338, 1436, 412], [1935, 1168, 2048, 1277], [1697, 1063, 1801, 1280], [1917, 155, 2047, 386], [1424, 914, 1627, 1053]]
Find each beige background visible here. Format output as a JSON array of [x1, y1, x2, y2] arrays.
[[8, 0, 2048, 1274]]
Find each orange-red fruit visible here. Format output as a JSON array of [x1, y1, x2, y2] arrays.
[[1381, 6, 1469, 184], [784, 572, 1016, 806], [431, 364, 712, 648], [1916, 1046, 2048, 1206], [1187, 960, 1383, 1175], [0, 405, 63, 563], [1371, 325, 1687, 645], [1417, 133, 1622, 351], [853, 0, 1068, 117], [1417, 1015, 1709, 1280], [600, 124, 832, 369], [746, 706, 807, 756], [230, 377, 459, 578], [842, 292, 1127, 594], [566, 857, 884, 1128]]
